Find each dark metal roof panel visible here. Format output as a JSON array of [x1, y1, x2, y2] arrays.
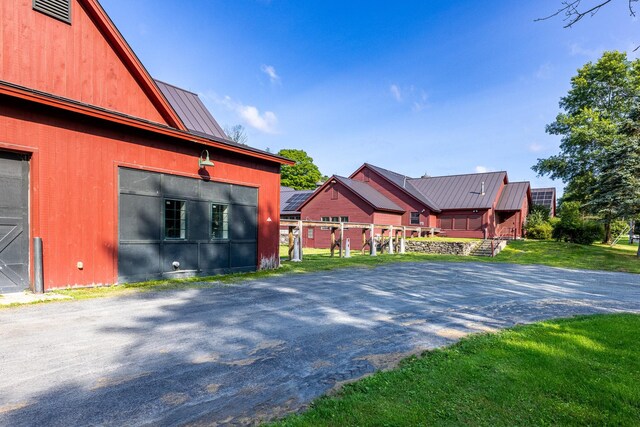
[[364, 163, 440, 211], [335, 176, 404, 212], [496, 182, 530, 211], [155, 79, 227, 140], [280, 189, 314, 213], [409, 171, 507, 210]]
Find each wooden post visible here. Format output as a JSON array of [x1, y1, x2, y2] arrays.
[[297, 220, 303, 260], [330, 227, 336, 257], [362, 228, 367, 255], [288, 226, 295, 260]]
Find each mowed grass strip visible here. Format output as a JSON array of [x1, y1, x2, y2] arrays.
[[272, 314, 640, 426]]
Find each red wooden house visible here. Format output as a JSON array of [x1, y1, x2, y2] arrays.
[[298, 176, 403, 249], [0, 0, 292, 292], [297, 163, 531, 247]]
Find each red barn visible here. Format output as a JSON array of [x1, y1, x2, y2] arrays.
[[297, 163, 531, 247], [0, 0, 292, 292], [298, 176, 403, 249]]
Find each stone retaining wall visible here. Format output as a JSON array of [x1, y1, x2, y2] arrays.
[[404, 240, 478, 256]]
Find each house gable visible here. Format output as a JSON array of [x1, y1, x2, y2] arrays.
[[1, 0, 184, 128]]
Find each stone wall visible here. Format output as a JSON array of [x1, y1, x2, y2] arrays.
[[404, 240, 479, 256]]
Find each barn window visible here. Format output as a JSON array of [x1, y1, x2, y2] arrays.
[[33, 0, 71, 24], [453, 216, 467, 230], [410, 212, 420, 225], [340, 216, 349, 222], [331, 187, 338, 200], [307, 228, 314, 239], [211, 204, 229, 239], [164, 199, 186, 239], [440, 216, 453, 229], [321, 217, 330, 230], [331, 216, 339, 222], [364, 170, 370, 182]]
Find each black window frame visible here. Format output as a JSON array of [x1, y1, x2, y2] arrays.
[[164, 199, 187, 240], [340, 216, 349, 222], [410, 211, 420, 225], [210, 203, 229, 240]]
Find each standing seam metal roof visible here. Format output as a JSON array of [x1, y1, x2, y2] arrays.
[[334, 176, 404, 212], [495, 182, 530, 211], [408, 171, 507, 210], [155, 79, 228, 140], [362, 163, 441, 211]]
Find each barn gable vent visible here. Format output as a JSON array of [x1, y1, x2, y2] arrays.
[[33, 0, 71, 24]]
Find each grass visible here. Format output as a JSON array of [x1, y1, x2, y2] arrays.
[[271, 314, 640, 426], [4, 239, 637, 308]]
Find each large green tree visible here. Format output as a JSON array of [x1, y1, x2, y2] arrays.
[[278, 149, 324, 190], [533, 51, 640, 243]]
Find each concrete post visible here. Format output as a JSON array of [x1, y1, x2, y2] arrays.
[[340, 223, 344, 258], [370, 224, 377, 256], [345, 238, 351, 258], [33, 237, 44, 294], [297, 220, 304, 260], [400, 236, 405, 254], [291, 236, 302, 262], [388, 225, 394, 254]]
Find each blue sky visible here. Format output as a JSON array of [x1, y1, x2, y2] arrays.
[[102, 0, 639, 193]]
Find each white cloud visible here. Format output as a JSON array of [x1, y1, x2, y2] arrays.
[[261, 64, 280, 84], [535, 63, 553, 79], [475, 165, 489, 173], [569, 43, 602, 57], [528, 143, 544, 152], [390, 84, 402, 102], [217, 95, 278, 134]]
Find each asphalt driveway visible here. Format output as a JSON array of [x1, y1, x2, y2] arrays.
[[1, 262, 639, 426]]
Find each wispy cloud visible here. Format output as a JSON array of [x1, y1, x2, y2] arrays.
[[390, 84, 402, 102], [475, 165, 490, 173], [528, 142, 544, 153], [535, 63, 553, 79], [568, 43, 602, 57], [390, 84, 429, 111], [261, 64, 280, 84], [213, 94, 278, 134]]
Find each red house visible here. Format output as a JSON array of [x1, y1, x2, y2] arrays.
[[0, 0, 292, 292], [298, 176, 404, 249], [297, 163, 531, 247]]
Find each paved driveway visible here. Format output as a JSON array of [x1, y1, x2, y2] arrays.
[[1, 262, 640, 426]]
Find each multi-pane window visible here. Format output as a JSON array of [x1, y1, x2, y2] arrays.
[[321, 217, 330, 230], [410, 212, 420, 225], [331, 216, 339, 222], [340, 216, 349, 222], [165, 199, 186, 239], [211, 204, 229, 239]]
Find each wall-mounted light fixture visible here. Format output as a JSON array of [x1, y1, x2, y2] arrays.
[[199, 150, 215, 168]]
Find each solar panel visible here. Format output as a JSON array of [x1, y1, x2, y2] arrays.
[[283, 192, 312, 212]]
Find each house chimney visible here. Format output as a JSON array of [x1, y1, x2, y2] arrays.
[[481, 181, 485, 196], [403, 176, 407, 188]]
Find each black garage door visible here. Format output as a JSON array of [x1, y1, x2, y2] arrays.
[[118, 168, 258, 283], [0, 151, 29, 292]]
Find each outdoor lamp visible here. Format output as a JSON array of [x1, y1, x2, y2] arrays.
[[199, 150, 215, 168]]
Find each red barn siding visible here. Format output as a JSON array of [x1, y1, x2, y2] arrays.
[[437, 209, 489, 239], [0, 99, 281, 289], [1, 0, 175, 125], [352, 167, 433, 227]]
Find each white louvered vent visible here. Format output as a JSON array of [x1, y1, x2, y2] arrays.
[[33, 0, 71, 24]]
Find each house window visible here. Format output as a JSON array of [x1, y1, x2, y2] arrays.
[[33, 0, 72, 24], [307, 228, 314, 239], [165, 199, 186, 239], [410, 212, 420, 225], [340, 216, 349, 222], [331, 187, 338, 200], [321, 217, 330, 230], [211, 204, 229, 239], [331, 216, 339, 222]]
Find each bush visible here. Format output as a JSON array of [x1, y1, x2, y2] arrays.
[[610, 219, 630, 240], [524, 207, 553, 240], [553, 220, 604, 245], [552, 201, 604, 245], [526, 222, 553, 240]]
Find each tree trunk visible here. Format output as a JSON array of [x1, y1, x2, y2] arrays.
[[603, 219, 611, 244], [630, 219, 635, 244]]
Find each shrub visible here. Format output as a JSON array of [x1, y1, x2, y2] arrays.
[[610, 219, 630, 240], [553, 220, 604, 245], [525, 222, 553, 240]]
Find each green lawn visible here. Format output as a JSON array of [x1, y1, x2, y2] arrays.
[[271, 314, 640, 426]]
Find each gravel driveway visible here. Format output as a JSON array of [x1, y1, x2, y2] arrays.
[[1, 262, 639, 426]]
